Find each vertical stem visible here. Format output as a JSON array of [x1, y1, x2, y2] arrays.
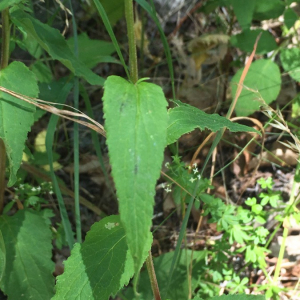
[[146, 251, 161, 300], [124, 3, 160, 298], [125, 0, 138, 83], [273, 225, 288, 283], [0, 8, 10, 214], [1, 9, 10, 69]]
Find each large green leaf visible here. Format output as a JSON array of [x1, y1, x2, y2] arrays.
[[230, 29, 277, 55], [231, 0, 256, 29], [10, 9, 104, 86], [53, 215, 150, 300], [124, 250, 207, 300], [253, 0, 285, 20], [67, 33, 117, 69], [103, 76, 168, 273], [99, 0, 124, 25], [0, 210, 55, 299], [167, 100, 259, 145], [0, 61, 38, 186], [209, 295, 265, 300], [231, 59, 281, 116], [280, 48, 300, 82], [0, 0, 22, 11], [284, 8, 299, 30]]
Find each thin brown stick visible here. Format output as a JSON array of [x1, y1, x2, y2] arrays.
[[146, 251, 161, 300], [190, 132, 215, 168], [226, 33, 262, 119]]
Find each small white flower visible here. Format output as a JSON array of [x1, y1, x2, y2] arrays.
[[189, 177, 197, 183], [31, 187, 37, 192], [165, 187, 172, 193], [193, 167, 198, 174], [197, 174, 201, 180], [165, 162, 170, 169], [161, 183, 166, 188]]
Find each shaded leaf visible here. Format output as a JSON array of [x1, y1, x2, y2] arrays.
[[67, 33, 117, 69], [284, 8, 299, 29], [280, 48, 300, 82], [230, 29, 277, 55], [30, 61, 53, 83], [167, 100, 259, 145], [0, 61, 38, 186], [53, 215, 150, 300], [0, 0, 22, 11], [231, 0, 256, 30], [10, 9, 104, 86], [231, 59, 281, 116], [253, 0, 285, 20], [103, 76, 168, 274], [97, 0, 124, 25], [0, 210, 54, 299]]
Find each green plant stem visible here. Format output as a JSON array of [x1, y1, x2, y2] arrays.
[[265, 222, 282, 249], [1, 9, 10, 69], [124, 1, 161, 297], [273, 162, 300, 284], [0, 8, 10, 214], [125, 0, 138, 83], [146, 251, 161, 300], [273, 225, 288, 284]]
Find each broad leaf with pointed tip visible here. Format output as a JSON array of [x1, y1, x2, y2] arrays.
[[103, 76, 168, 274], [53, 215, 151, 300], [167, 100, 259, 145], [0, 210, 54, 299], [0, 61, 38, 186], [231, 59, 281, 116], [10, 9, 104, 86]]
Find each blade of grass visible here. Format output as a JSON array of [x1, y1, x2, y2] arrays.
[[68, 0, 82, 243], [164, 34, 262, 298], [68, 0, 81, 243], [45, 80, 74, 249], [136, 0, 175, 99], [92, 0, 130, 80]]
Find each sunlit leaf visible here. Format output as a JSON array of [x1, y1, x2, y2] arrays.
[[167, 100, 259, 144], [103, 76, 168, 273]]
